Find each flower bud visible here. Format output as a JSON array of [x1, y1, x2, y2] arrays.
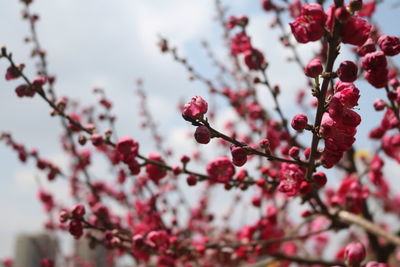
[[373, 99, 386, 111], [72, 204, 85, 219], [365, 69, 389, 88], [116, 137, 139, 158], [344, 242, 366, 265], [206, 157, 235, 183], [289, 4, 326, 43], [59, 210, 70, 223], [313, 171, 327, 187], [186, 174, 197, 186], [259, 139, 270, 150], [180, 155, 190, 164], [358, 1, 376, 17], [361, 51, 387, 71], [236, 15, 249, 27], [244, 48, 266, 70], [182, 96, 208, 119], [78, 134, 87, 146], [301, 210, 311, 217], [231, 146, 247, 167], [68, 220, 83, 239], [146, 153, 167, 183], [172, 165, 181, 175], [357, 38, 376, 56], [194, 125, 210, 144], [304, 147, 311, 159], [31, 76, 47, 89], [132, 234, 145, 248], [335, 7, 351, 23], [15, 84, 35, 98], [256, 178, 266, 187], [251, 196, 261, 207], [340, 16, 371, 46], [261, 0, 274, 11], [377, 35, 400, 56], [337, 61, 358, 82], [91, 133, 103, 147], [299, 181, 312, 194], [5, 64, 22, 80], [291, 114, 308, 131], [288, 146, 300, 158], [304, 58, 323, 78]]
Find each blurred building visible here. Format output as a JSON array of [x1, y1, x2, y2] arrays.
[[74, 238, 110, 267], [14, 233, 57, 267], [13, 232, 114, 266]]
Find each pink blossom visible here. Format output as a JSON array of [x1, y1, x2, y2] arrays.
[[344, 242, 366, 265], [5, 65, 22, 80], [357, 38, 376, 56], [230, 32, 251, 55], [194, 125, 210, 144], [206, 156, 235, 183], [361, 51, 388, 72], [340, 16, 371, 46], [289, 4, 326, 43], [278, 163, 305, 196], [69, 220, 83, 239], [116, 136, 139, 160], [358, 1, 376, 17], [382, 134, 400, 163], [378, 35, 400, 56], [261, 0, 275, 11], [243, 48, 266, 70], [146, 153, 167, 184], [304, 58, 323, 78], [291, 114, 308, 131], [31, 76, 47, 89], [182, 96, 208, 119], [313, 172, 327, 187], [337, 61, 358, 82], [72, 204, 85, 219], [231, 146, 247, 167]]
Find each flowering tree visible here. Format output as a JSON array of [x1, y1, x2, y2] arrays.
[[1, 0, 400, 266]]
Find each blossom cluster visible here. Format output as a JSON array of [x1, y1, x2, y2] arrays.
[[321, 81, 361, 168], [1, 0, 400, 266]]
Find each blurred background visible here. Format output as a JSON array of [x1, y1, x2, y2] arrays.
[[1, 0, 399, 264]]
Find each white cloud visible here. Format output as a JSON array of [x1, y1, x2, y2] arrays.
[[132, 0, 213, 55], [14, 169, 37, 192]]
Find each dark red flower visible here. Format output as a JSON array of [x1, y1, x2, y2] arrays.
[[278, 163, 305, 196], [243, 48, 266, 70], [289, 4, 326, 43], [194, 125, 211, 144], [377, 35, 400, 56], [206, 156, 235, 183], [182, 96, 208, 119], [146, 153, 167, 184], [337, 61, 358, 82], [291, 114, 308, 131], [304, 58, 323, 78], [340, 16, 371, 46]]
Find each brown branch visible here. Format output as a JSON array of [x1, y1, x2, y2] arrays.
[[184, 115, 307, 166], [241, 252, 346, 267], [336, 209, 400, 247]]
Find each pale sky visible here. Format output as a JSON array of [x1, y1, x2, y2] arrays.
[[1, 0, 399, 261]]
